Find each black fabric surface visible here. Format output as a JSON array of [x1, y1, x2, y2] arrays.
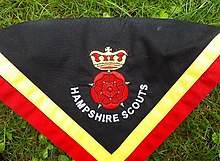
[[0, 18, 219, 153]]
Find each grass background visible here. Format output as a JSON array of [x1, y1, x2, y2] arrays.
[[0, 0, 220, 160]]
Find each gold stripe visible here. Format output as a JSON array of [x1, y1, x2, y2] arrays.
[[0, 33, 219, 161], [109, 33, 220, 160], [0, 54, 111, 160]]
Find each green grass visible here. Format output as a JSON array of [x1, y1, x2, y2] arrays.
[[0, 102, 71, 161], [0, 0, 220, 160]]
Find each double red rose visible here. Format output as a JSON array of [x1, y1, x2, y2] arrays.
[[91, 71, 129, 110]]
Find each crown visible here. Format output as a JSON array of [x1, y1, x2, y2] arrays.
[[90, 47, 128, 71]]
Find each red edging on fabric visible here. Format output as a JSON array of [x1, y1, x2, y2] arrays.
[[0, 77, 96, 161], [126, 57, 220, 161], [0, 57, 219, 161]]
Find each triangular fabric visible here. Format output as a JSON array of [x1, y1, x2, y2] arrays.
[[0, 18, 219, 161]]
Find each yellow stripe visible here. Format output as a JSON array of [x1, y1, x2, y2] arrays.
[[0, 33, 219, 161], [109, 33, 220, 160], [0, 54, 111, 160]]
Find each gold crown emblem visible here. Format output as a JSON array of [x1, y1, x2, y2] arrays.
[[90, 47, 128, 71]]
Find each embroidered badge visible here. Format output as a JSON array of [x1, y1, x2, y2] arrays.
[[70, 47, 148, 122], [90, 47, 129, 110]]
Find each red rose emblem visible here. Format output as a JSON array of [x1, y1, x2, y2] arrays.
[[91, 71, 129, 110]]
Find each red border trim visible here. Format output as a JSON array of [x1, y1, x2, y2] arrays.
[[0, 57, 219, 161], [0, 77, 96, 161], [126, 57, 220, 160]]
